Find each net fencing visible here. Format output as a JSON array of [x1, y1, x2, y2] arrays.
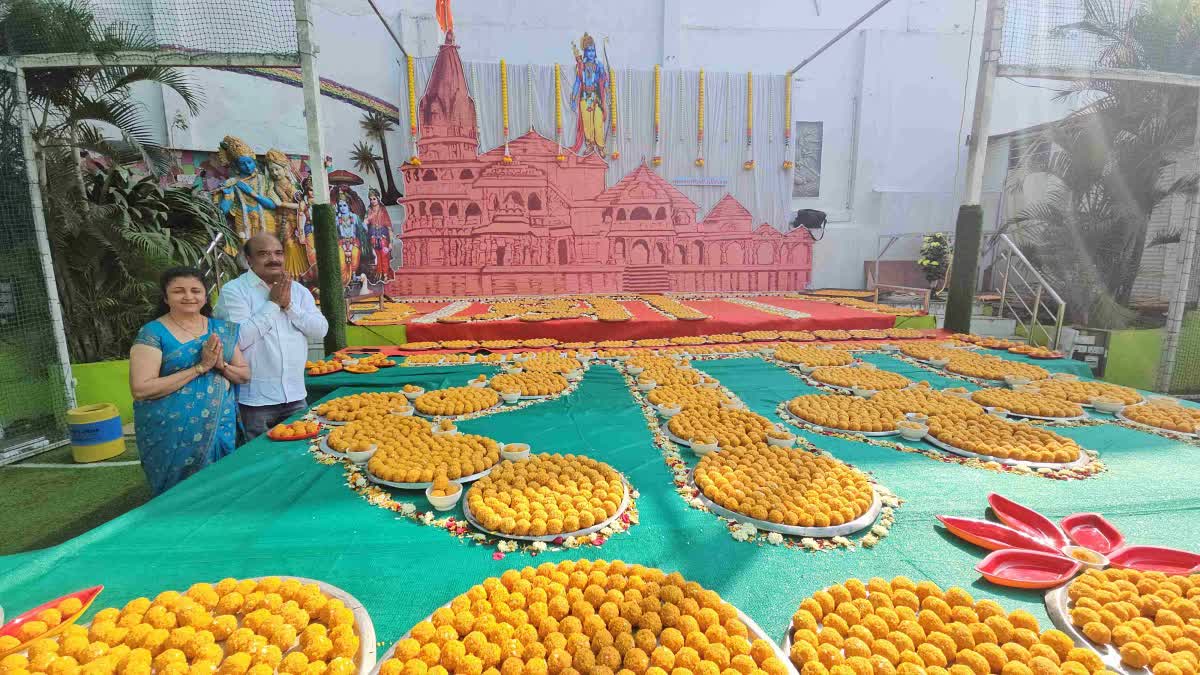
[[2, 0, 299, 61], [0, 70, 70, 464]]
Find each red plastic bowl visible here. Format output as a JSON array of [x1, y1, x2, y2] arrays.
[[1108, 545, 1200, 574], [0, 585, 103, 656], [976, 549, 1080, 589], [988, 493, 1068, 549], [1061, 512, 1125, 555], [938, 515, 1062, 555]]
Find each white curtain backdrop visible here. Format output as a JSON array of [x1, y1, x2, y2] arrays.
[[404, 58, 791, 230]]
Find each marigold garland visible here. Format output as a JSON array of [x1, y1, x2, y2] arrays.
[[407, 55, 420, 165], [554, 62, 564, 159], [609, 65, 619, 159], [695, 68, 706, 168], [652, 64, 662, 166], [744, 71, 754, 170], [500, 58, 511, 163]]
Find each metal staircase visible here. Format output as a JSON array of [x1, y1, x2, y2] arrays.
[[985, 233, 1067, 349]]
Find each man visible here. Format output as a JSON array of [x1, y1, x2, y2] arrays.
[[215, 232, 328, 441]]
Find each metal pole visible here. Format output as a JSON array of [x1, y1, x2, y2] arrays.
[[365, 0, 409, 57], [295, 0, 329, 203], [1029, 285, 1043, 346], [1053, 303, 1065, 351], [15, 68, 76, 410], [963, 0, 1006, 205], [786, 0, 900, 76], [998, 254, 1011, 319], [1157, 90, 1200, 392]]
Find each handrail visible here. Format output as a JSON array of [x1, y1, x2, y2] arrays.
[[994, 234, 1064, 306]]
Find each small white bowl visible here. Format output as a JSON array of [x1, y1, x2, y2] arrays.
[[904, 412, 929, 423], [403, 388, 425, 401], [1090, 398, 1125, 414], [1050, 372, 1079, 381], [343, 358, 360, 366], [852, 387, 876, 399], [468, 379, 489, 388], [721, 401, 747, 410], [691, 441, 719, 456], [501, 392, 521, 404], [346, 444, 377, 464], [767, 434, 796, 448], [797, 363, 818, 374], [425, 484, 463, 511], [627, 365, 645, 375], [1061, 545, 1109, 571], [656, 403, 682, 418], [1004, 375, 1032, 387], [929, 358, 950, 368], [389, 407, 413, 417], [514, 353, 530, 363], [985, 406, 1009, 418], [897, 425, 928, 441], [504, 366, 524, 374], [698, 380, 719, 389], [566, 370, 583, 382], [432, 424, 459, 435], [637, 380, 657, 392], [943, 388, 973, 399], [881, 343, 899, 352], [501, 443, 531, 461], [614, 354, 631, 362]]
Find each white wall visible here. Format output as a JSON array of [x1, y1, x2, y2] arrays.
[[141, 0, 1073, 290]]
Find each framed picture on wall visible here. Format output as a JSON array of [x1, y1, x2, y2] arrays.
[[792, 121, 823, 199]]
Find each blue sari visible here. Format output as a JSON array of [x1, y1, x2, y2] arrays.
[[132, 318, 240, 495]]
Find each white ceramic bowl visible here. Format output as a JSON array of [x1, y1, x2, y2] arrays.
[[514, 353, 530, 363], [637, 380, 656, 392], [425, 484, 463, 511], [1090, 398, 1125, 414], [432, 424, 459, 435], [501, 443, 531, 461], [627, 365, 645, 375], [767, 434, 796, 448], [943, 388, 973, 399], [691, 441, 719, 456], [504, 366, 524, 374], [1004, 375, 1032, 387], [468, 379, 488, 388], [389, 407, 413, 417], [403, 388, 424, 401], [852, 387, 876, 399], [721, 401, 747, 410], [897, 425, 928, 441], [904, 412, 930, 423], [501, 392, 521, 404], [1061, 545, 1109, 571], [566, 370, 583, 382], [698, 380, 719, 389], [346, 444, 377, 464], [881, 343, 899, 352], [1049, 372, 1079, 381], [614, 355, 630, 362], [797, 363, 818, 374], [656, 404, 682, 418], [929, 358, 950, 368], [985, 407, 1009, 418]]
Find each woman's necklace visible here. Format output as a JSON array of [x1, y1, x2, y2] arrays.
[[168, 314, 207, 340]]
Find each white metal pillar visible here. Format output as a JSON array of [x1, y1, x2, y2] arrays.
[[963, 0, 1006, 205], [15, 68, 77, 409], [295, 0, 329, 204], [1157, 90, 1200, 392]]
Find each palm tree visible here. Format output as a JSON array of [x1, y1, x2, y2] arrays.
[[1, 0, 202, 182], [350, 141, 385, 195], [360, 111, 403, 202], [1003, 0, 1200, 327]]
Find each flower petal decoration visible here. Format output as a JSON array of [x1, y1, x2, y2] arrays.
[[1060, 512, 1125, 555], [0, 585, 103, 656], [937, 515, 1062, 555], [1107, 545, 1200, 574], [976, 549, 1081, 589], [988, 492, 1069, 549]]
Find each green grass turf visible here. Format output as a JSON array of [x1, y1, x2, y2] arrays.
[[0, 440, 150, 556]]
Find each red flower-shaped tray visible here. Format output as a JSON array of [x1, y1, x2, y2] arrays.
[[0, 585, 103, 657]]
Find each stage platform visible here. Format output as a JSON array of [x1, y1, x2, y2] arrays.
[[349, 295, 932, 345]]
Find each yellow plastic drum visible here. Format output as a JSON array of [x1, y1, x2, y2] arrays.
[[67, 403, 125, 463]]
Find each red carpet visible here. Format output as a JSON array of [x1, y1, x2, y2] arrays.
[[402, 297, 897, 343]]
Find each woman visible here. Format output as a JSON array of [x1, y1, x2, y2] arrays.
[[130, 267, 251, 494], [364, 188, 393, 282], [264, 149, 311, 279]]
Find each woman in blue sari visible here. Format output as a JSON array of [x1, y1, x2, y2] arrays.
[[130, 267, 251, 494]]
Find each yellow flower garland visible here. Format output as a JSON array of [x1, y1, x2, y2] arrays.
[[407, 55, 420, 165], [610, 69, 619, 159], [554, 63, 564, 161], [500, 59, 511, 163], [783, 73, 794, 170], [695, 69, 705, 167], [744, 72, 754, 170], [653, 65, 662, 166]]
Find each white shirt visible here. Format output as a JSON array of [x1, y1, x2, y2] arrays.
[[214, 271, 328, 406]]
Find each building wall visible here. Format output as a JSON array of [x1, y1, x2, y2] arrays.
[[146, 0, 1075, 290]]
